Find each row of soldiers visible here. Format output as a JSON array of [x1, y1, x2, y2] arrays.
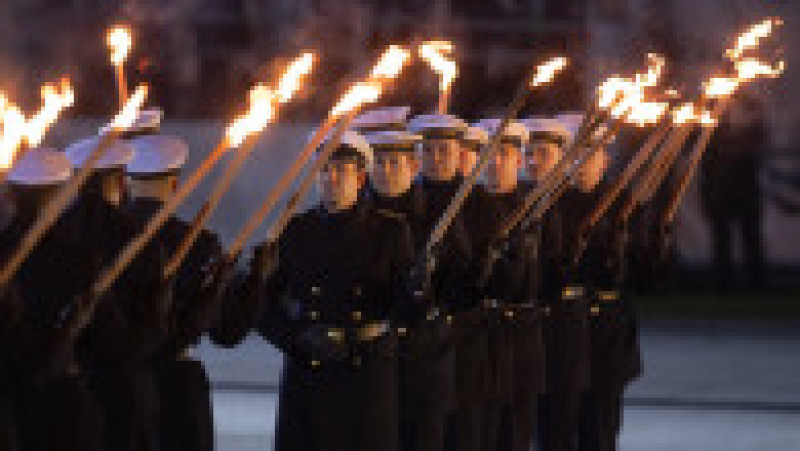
[[0, 105, 657, 451]]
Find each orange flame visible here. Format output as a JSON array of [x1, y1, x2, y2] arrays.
[[597, 55, 668, 124], [370, 45, 412, 80], [671, 102, 716, 126], [419, 41, 457, 92], [329, 45, 411, 118], [24, 78, 75, 147], [627, 99, 670, 126], [275, 52, 316, 104], [108, 84, 149, 130], [107, 25, 133, 66], [226, 85, 277, 148], [734, 58, 786, 80], [1, 103, 25, 170], [726, 18, 783, 61], [530, 56, 569, 87]]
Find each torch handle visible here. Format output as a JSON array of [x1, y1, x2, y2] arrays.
[[92, 140, 229, 297], [578, 120, 672, 236], [164, 133, 261, 279], [116, 65, 128, 110], [0, 131, 121, 289], [620, 123, 694, 222], [423, 75, 534, 257], [491, 103, 609, 243], [226, 114, 339, 259], [265, 109, 359, 245], [661, 101, 730, 226]]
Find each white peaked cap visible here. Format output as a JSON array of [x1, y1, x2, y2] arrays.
[[522, 117, 571, 145], [125, 135, 189, 176], [463, 126, 489, 146], [351, 106, 411, 131], [7, 148, 72, 186], [65, 136, 135, 170], [308, 129, 373, 170], [364, 130, 421, 150], [473, 118, 528, 146], [407, 114, 468, 138]]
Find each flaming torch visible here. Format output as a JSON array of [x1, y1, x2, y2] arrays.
[[0, 80, 76, 184], [0, 85, 147, 290], [92, 52, 315, 295], [423, 56, 569, 257], [227, 45, 412, 257], [163, 52, 316, 279], [419, 41, 458, 114], [107, 25, 132, 108]]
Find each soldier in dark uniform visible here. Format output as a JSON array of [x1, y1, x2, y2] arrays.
[[1, 149, 103, 451], [65, 129, 171, 451], [361, 122, 465, 451], [468, 119, 545, 451], [125, 132, 227, 451], [0, 188, 18, 451], [214, 130, 414, 451], [532, 114, 593, 451], [407, 114, 485, 451]]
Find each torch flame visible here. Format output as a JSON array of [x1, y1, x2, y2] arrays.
[[107, 26, 133, 66], [734, 58, 786, 80], [331, 83, 382, 118], [108, 84, 149, 130], [328, 45, 411, 118], [225, 85, 278, 148], [419, 41, 458, 92], [597, 54, 668, 123], [1, 104, 25, 170], [275, 52, 316, 104], [726, 18, 782, 61], [671, 102, 716, 126], [530, 56, 569, 87], [24, 78, 75, 147], [370, 45, 412, 80], [626, 99, 670, 126]]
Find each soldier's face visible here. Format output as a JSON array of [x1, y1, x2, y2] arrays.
[[421, 139, 461, 181], [525, 142, 563, 182], [575, 149, 608, 192], [485, 143, 522, 193], [371, 152, 417, 198], [318, 160, 365, 211], [459, 146, 479, 177]]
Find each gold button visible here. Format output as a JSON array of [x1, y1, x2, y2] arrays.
[[308, 310, 319, 321], [354, 286, 362, 296], [590, 305, 600, 316], [397, 327, 407, 336], [446, 315, 453, 324], [310, 359, 320, 368], [311, 286, 321, 295], [543, 306, 551, 316], [505, 310, 514, 319], [351, 311, 362, 322]]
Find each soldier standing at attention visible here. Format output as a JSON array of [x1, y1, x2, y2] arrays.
[[125, 131, 229, 451], [468, 119, 544, 451], [65, 119, 172, 451], [1, 149, 103, 451], [407, 114, 485, 451]]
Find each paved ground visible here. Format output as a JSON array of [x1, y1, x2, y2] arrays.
[[195, 318, 800, 450]]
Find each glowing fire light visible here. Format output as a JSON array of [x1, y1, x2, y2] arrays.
[[420, 41, 457, 92], [1, 104, 25, 170], [108, 84, 149, 130], [275, 52, 316, 103], [24, 79, 75, 147], [726, 18, 783, 61], [107, 26, 132, 66], [597, 54, 669, 124], [330, 46, 411, 118], [531, 57, 569, 87], [671, 102, 716, 127]]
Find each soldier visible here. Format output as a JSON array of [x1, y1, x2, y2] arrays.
[[467, 119, 544, 451], [407, 114, 485, 451], [362, 119, 465, 451], [65, 126, 171, 451], [215, 130, 414, 451], [0, 149, 103, 451], [458, 126, 486, 179], [575, 153, 642, 451], [125, 132, 228, 451], [538, 119, 614, 450]]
